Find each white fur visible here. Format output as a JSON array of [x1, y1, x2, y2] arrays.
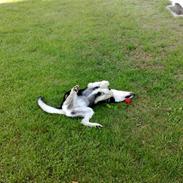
[[38, 98, 65, 114], [38, 81, 134, 128], [167, 0, 183, 17], [111, 89, 133, 102], [170, 0, 183, 7]]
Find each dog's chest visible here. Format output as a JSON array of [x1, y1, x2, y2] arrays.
[[76, 96, 89, 107]]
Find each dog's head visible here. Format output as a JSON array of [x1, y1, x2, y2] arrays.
[[111, 89, 135, 102]]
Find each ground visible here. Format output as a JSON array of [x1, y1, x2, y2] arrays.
[[0, 0, 183, 182]]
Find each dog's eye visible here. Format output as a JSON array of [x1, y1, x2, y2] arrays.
[[93, 86, 99, 90], [96, 92, 102, 97]]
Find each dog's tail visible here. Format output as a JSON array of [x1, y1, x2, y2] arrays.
[[37, 97, 65, 115]]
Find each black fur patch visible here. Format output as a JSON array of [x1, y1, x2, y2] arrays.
[[59, 88, 87, 108], [93, 86, 99, 90], [106, 97, 116, 103], [71, 111, 76, 115], [89, 97, 116, 107], [77, 88, 87, 96], [59, 90, 71, 108]]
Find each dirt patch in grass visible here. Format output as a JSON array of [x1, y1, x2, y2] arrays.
[[128, 48, 164, 70], [174, 72, 183, 81]]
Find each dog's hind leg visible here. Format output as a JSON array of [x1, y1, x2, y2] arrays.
[[81, 108, 103, 128], [70, 107, 103, 128]]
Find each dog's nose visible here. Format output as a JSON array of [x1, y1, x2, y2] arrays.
[[125, 93, 135, 99]]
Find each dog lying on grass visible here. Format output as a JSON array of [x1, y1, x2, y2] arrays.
[[38, 81, 134, 128]]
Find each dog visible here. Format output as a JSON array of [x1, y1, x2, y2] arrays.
[[38, 81, 134, 128]]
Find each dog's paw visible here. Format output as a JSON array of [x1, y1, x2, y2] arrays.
[[72, 85, 80, 92], [93, 123, 103, 128], [100, 81, 109, 88]]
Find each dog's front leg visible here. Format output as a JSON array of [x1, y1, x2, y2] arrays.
[[87, 88, 113, 104], [87, 80, 110, 89], [63, 85, 79, 109]]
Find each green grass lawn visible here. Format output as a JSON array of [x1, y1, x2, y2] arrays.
[[0, 0, 183, 182]]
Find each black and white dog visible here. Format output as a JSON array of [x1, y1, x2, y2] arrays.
[[38, 81, 134, 128]]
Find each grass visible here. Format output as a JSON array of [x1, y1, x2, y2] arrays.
[[0, 0, 183, 182]]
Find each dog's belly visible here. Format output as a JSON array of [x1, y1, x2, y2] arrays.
[[75, 96, 89, 107]]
